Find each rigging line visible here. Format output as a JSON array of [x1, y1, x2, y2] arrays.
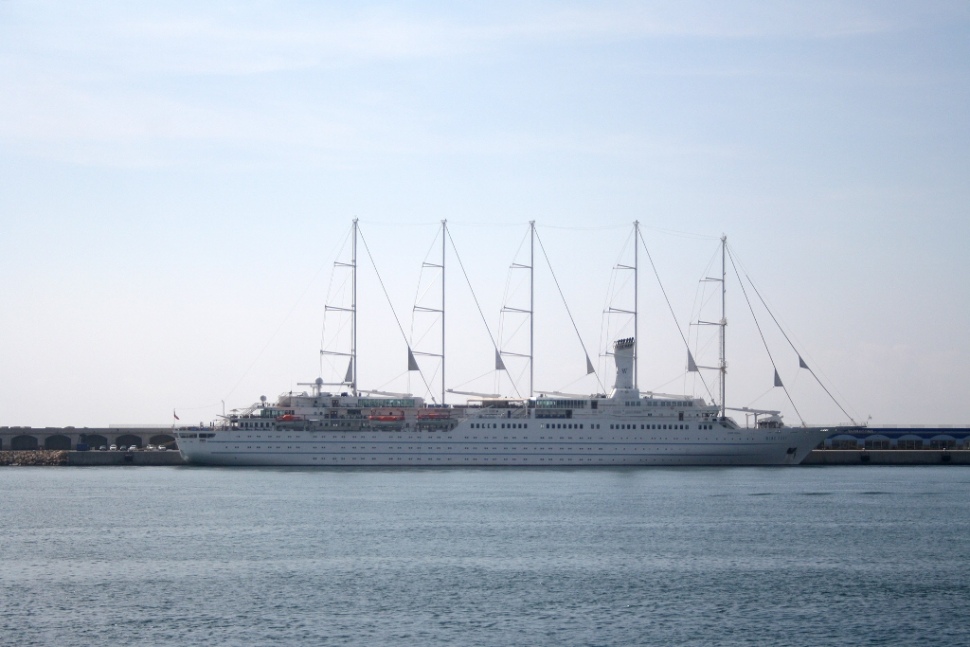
[[498, 225, 532, 357], [749, 386, 776, 406], [647, 371, 694, 394], [410, 226, 443, 344], [725, 247, 806, 427], [637, 224, 718, 241], [635, 227, 716, 404], [320, 225, 356, 376], [408, 226, 446, 404], [534, 227, 607, 393], [451, 368, 497, 391], [732, 249, 857, 426], [224, 228, 346, 405], [544, 221, 718, 238], [443, 221, 527, 229], [375, 370, 412, 392], [356, 225, 436, 401], [539, 223, 631, 231], [444, 226, 523, 399], [360, 220, 442, 228]]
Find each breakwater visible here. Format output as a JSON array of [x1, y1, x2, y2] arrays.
[[0, 450, 69, 466], [1, 450, 185, 466]]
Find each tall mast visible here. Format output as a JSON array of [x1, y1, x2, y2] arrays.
[[321, 219, 359, 394], [634, 220, 639, 389], [719, 234, 727, 418], [529, 220, 535, 397], [499, 221, 535, 398], [441, 219, 447, 405], [351, 217, 358, 396], [412, 220, 447, 403]]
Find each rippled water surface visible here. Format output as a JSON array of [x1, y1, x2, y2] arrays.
[[2, 466, 969, 646]]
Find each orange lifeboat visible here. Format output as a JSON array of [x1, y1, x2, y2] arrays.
[[368, 414, 405, 422]]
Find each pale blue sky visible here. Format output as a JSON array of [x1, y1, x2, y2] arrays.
[[1, 1, 968, 427]]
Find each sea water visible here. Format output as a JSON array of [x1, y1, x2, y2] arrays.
[[1, 466, 969, 646]]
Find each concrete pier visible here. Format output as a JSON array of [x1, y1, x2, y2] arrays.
[[67, 450, 186, 466], [0, 426, 177, 452], [803, 449, 970, 465]]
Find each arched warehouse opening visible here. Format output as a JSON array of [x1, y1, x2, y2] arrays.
[[115, 434, 142, 449], [85, 435, 109, 449], [11, 435, 39, 450], [44, 435, 72, 450]]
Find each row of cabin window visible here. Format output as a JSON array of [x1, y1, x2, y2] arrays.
[[471, 423, 529, 429], [470, 422, 604, 430], [611, 423, 698, 430]]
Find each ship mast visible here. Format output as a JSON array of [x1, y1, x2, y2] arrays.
[[529, 220, 535, 397], [351, 218, 358, 396], [606, 221, 640, 389], [634, 220, 639, 388], [693, 234, 728, 417], [719, 234, 727, 418], [322, 219, 359, 395], [442, 219, 447, 405], [411, 219, 447, 404], [500, 220, 535, 397]]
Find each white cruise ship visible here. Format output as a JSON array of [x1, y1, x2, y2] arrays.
[[176, 338, 833, 466], [177, 221, 844, 466]]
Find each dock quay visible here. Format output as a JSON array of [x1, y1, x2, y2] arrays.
[[1, 425, 177, 452], [803, 449, 970, 465]]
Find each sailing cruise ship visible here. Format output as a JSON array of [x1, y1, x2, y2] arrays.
[[176, 337, 833, 466], [176, 221, 840, 466]]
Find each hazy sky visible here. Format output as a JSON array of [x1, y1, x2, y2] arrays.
[[2, 1, 968, 428]]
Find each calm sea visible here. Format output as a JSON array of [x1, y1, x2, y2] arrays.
[[2, 466, 969, 646]]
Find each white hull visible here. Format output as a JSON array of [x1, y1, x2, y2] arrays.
[[178, 421, 830, 467]]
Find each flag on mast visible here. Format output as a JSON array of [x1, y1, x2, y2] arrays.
[[173, 410, 180, 421], [773, 370, 784, 388]]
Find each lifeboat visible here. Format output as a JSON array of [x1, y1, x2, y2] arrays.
[[417, 412, 451, 420], [276, 414, 303, 422], [368, 414, 405, 422]]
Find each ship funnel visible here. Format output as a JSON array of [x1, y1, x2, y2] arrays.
[[611, 337, 637, 398]]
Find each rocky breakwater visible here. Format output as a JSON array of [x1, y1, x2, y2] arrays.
[[0, 450, 69, 466]]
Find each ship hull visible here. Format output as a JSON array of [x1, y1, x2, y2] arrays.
[[178, 423, 830, 467]]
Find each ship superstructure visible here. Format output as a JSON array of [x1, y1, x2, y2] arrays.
[[177, 338, 832, 466]]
